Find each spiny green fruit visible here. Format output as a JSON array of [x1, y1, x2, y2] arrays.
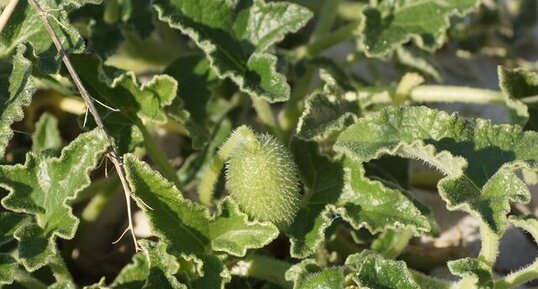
[[226, 133, 300, 227]]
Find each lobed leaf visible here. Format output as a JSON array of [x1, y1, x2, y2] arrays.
[[448, 258, 493, 289], [70, 54, 176, 154], [346, 251, 420, 289], [0, 129, 109, 270], [288, 140, 343, 258], [140, 240, 186, 289], [335, 106, 536, 236], [498, 66, 538, 130], [163, 55, 218, 149], [360, 0, 480, 57], [0, 45, 35, 159], [0, 212, 28, 246], [210, 197, 279, 257], [337, 158, 431, 235], [111, 253, 149, 289], [296, 71, 360, 141], [124, 155, 279, 260], [153, 0, 313, 102], [0, 0, 86, 72]]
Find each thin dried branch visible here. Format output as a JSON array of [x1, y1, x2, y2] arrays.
[[27, 0, 140, 251], [0, 0, 19, 33]]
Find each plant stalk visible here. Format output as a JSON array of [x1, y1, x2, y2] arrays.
[[27, 0, 140, 251], [14, 268, 48, 289], [494, 260, 538, 289], [135, 119, 184, 192]]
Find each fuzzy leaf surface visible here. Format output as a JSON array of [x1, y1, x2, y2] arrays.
[[125, 155, 278, 260], [209, 198, 279, 257], [346, 251, 420, 289], [335, 106, 535, 235], [0, 1, 85, 72], [0, 45, 35, 158], [448, 258, 493, 289], [153, 0, 312, 102], [0, 212, 28, 246], [124, 154, 211, 257], [361, 0, 479, 57], [337, 159, 431, 235], [163, 55, 217, 148], [498, 66, 538, 130], [70, 54, 176, 154], [32, 112, 62, 155], [0, 254, 17, 285], [0, 129, 109, 270], [296, 71, 360, 141], [295, 267, 344, 289], [111, 253, 149, 289], [288, 140, 343, 258]]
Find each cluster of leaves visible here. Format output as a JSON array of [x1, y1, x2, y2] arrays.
[[0, 0, 538, 289]]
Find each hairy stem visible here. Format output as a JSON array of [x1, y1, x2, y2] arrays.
[[410, 85, 505, 104], [296, 21, 359, 59], [27, 0, 139, 251], [49, 253, 73, 282], [478, 224, 499, 266], [198, 126, 256, 205], [494, 260, 538, 289], [135, 119, 184, 193], [230, 255, 293, 289], [14, 268, 48, 289], [0, 0, 18, 33]]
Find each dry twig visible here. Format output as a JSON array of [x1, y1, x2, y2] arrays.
[[27, 0, 140, 251]]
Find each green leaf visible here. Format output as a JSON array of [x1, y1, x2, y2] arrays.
[[0, 212, 28, 246], [448, 258, 493, 289], [153, 0, 312, 102], [337, 158, 431, 235], [210, 197, 279, 257], [163, 55, 218, 148], [335, 106, 534, 236], [0, 45, 35, 159], [0, 254, 17, 285], [191, 255, 230, 289], [125, 154, 278, 258], [140, 240, 186, 289], [0, 0, 85, 72], [70, 53, 176, 154], [360, 0, 480, 57], [70, 0, 155, 56], [509, 214, 538, 242], [0, 129, 109, 270], [32, 112, 62, 155], [295, 267, 344, 289], [111, 253, 149, 289], [123, 154, 210, 257], [71, 54, 176, 123], [346, 251, 420, 289], [286, 260, 343, 289], [296, 71, 360, 141], [288, 140, 343, 258], [498, 66, 538, 130]]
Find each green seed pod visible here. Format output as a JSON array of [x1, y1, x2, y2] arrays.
[[226, 134, 300, 227]]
